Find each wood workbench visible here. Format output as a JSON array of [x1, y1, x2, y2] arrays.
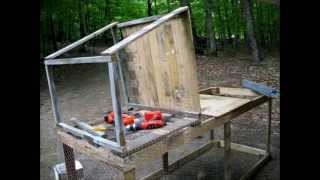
[[44, 7, 273, 180], [58, 87, 272, 180]]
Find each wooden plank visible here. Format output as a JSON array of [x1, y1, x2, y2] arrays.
[[239, 154, 271, 180], [200, 94, 251, 117], [170, 17, 200, 112], [46, 22, 118, 59], [182, 95, 269, 146], [57, 130, 134, 171], [149, 21, 176, 109], [219, 141, 267, 156], [117, 15, 162, 29], [45, 56, 111, 66], [121, 14, 200, 113], [122, 24, 160, 106], [199, 87, 259, 98], [101, 6, 189, 55]]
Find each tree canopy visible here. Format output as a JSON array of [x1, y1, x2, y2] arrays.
[[40, 0, 279, 58]]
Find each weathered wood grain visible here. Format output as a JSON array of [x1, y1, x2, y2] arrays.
[[120, 13, 200, 113]]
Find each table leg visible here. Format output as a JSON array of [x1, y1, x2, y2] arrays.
[[62, 143, 77, 180], [210, 129, 214, 140], [266, 99, 272, 154], [224, 122, 231, 180]]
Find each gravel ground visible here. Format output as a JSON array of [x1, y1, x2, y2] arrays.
[[40, 50, 279, 180]]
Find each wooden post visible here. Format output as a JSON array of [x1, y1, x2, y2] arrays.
[[210, 129, 214, 140], [224, 121, 231, 180], [62, 144, 78, 180], [163, 152, 169, 175], [266, 99, 272, 154]]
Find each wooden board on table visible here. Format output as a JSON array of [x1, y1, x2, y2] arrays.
[[200, 94, 251, 117], [120, 14, 200, 113]]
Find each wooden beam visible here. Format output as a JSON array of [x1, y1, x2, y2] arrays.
[[45, 56, 111, 66], [101, 6, 189, 55], [45, 22, 118, 59], [57, 130, 134, 171], [239, 154, 271, 180], [140, 141, 219, 180], [219, 141, 266, 156], [117, 15, 162, 29]]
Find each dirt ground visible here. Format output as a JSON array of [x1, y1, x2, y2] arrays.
[[40, 50, 279, 180]]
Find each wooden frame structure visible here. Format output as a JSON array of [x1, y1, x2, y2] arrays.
[[44, 7, 273, 180]]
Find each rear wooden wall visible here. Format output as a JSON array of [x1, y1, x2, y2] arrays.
[[120, 15, 200, 113]]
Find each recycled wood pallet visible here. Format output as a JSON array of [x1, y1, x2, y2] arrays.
[[44, 6, 273, 180]]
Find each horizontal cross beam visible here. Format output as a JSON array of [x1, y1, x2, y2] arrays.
[[45, 56, 111, 66], [45, 22, 118, 60], [57, 123, 121, 152]]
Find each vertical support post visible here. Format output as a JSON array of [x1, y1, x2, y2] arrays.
[[45, 65, 62, 123], [63, 144, 77, 180], [210, 129, 214, 140], [266, 98, 272, 154], [162, 152, 169, 175], [110, 27, 129, 106], [224, 121, 231, 180], [108, 56, 126, 147]]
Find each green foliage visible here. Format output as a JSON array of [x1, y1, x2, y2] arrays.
[[40, 0, 279, 56]]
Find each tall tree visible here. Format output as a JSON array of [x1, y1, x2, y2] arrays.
[[180, 0, 198, 40], [147, 0, 152, 16], [79, 0, 87, 37], [242, 0, 262, 62], [203, 0, 217, 55]]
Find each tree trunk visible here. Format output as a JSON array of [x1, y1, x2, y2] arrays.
[[223, 0, 232, 44], [79, 0, 87, 52], [154, 0, 158, 14], [216, 1, 225, 50], [147, 0, 152, 16], [180, 0, 198, 41], [203, 0, 217, 55], [167, 0, 171, 12], [242, 0, 262, 62], [79, 0, 86, 37], [48, 13, 58, 51]]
